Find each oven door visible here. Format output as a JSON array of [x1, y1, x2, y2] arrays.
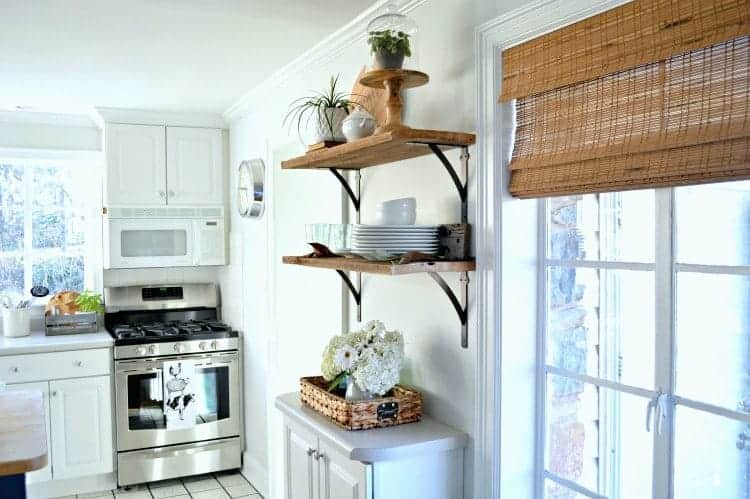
[[115, 351, 240, 451], [106, 217, 195, 269]]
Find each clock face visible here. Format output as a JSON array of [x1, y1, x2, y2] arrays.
[[238, 159, 265, 218]]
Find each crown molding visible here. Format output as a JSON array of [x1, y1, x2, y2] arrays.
[[95, 107, 227, 129], [222, 0, 428, 123]]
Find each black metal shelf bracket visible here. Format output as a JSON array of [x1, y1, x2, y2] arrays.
[[427, 144, 469, 223], [330, 168, 361, 213], [428, 271, 470, 348]]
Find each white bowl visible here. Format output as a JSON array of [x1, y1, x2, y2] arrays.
[[374, 197, 417, 225]]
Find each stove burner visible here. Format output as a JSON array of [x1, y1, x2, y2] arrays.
[[111, 320, 233, 341]]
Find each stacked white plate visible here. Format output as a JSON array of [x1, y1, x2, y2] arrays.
[[351, 225, 440, 257]]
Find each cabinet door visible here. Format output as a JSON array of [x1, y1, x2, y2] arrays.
[[318, 440, 370, 499], [284, 418, 318, 499], [49, 376, 113, 479], [166, 127, 224, 205], [105, 123, 167, 206], [4, 382, 52, 483]]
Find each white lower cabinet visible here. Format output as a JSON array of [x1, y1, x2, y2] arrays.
[[284, 418, 369, 499], [0, 348, 113, 488], [49, 376, 113, 479]]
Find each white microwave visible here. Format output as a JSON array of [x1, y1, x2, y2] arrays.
[[104, 206, 226, 269]]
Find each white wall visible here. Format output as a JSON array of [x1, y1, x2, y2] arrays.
[[221, 1, 531, 497], [0, 111, 101, 151]]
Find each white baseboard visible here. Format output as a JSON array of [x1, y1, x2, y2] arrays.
[[27, 472, 116, 499], [241, 450, 269, 498]]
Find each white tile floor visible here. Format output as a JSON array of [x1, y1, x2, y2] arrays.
[[54, 471, 263, 499]]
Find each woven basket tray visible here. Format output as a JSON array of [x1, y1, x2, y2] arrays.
[[300, 376, 423, 431]]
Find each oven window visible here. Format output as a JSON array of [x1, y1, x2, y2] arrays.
[[127, 365, 230, 430], [121, 229, 188, 257]]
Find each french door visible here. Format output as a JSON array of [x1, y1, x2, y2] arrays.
[[539, 182, 750, 499]]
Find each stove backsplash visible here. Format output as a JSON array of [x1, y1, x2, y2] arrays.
[[103, 266, 221, 287]]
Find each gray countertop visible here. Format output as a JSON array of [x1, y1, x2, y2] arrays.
[[275, 392, 468, 463], [0, 328, 113, 356]]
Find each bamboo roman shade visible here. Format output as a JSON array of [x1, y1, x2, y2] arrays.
[[501, 0, 750, 198]]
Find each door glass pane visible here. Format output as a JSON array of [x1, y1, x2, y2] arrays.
[[676, 272, 750, 412], [547, 190, 655, 262], [121, 229, 188, 257], [546, 375, 653, 498], [547, 267, 655, 389], [674, 406, 750, 499], [127, 364, 230, 430], [676, 181, 750, 266]]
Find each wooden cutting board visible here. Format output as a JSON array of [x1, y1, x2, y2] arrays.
[[0, 390, 48, 476]]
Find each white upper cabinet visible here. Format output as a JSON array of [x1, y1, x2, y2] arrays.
[[104, 123, 224, 207], [105, 124, 167, 206], [49, 376, 113, 479], [166, 127, 224, 205]]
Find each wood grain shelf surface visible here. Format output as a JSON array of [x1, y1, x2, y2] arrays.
[[281, 128, 476, 170], [0, 390, 48, 476], [282, 256, 476, 275]]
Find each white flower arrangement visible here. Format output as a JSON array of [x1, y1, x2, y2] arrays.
[[321, 320, 404, 396]]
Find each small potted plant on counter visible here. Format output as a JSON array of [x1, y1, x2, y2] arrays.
[[368, 29, 412, 69], [284, 74, 355, 146]]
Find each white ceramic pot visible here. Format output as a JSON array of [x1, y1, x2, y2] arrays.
[[374, 197, 417, 225], [307, 107, 347, 144], [342, 108, 377, 142], [2, 309, 30, 338]]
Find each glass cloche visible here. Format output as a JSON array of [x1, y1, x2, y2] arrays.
[[366, 3, 418, 70]]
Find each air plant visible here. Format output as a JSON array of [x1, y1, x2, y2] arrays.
[[283, 74, 362, 142]]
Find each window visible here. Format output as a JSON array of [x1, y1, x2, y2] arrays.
[[0, 159, 101, 297], [540, 183, 750, 499]]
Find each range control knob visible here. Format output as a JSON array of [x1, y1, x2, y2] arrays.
[[148, 345, 157, 355], [173, 344, 184, 353], [210, 340, 218, 350], [198, 342, 207, 351], [135, 346, 146, 356]]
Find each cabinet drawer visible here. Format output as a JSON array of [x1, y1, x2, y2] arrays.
[[0, 348, 111, 383]]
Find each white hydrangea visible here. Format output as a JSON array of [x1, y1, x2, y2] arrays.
[[320, 321, 404, 395]]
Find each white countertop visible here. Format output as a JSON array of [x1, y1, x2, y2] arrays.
[[0, 328, 113, 356], [275, 392, 468, 463]]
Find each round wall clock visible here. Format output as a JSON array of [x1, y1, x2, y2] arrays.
[[238, 159, 265, 218]]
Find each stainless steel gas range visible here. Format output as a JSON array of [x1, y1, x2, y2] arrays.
[[104, 284, 242, 486]]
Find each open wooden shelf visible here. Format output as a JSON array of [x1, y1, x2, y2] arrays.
[[282, 256, 476, 275], [281, 128, 476, 170]]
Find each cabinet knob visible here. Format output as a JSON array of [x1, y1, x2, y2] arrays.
[[51, 390, 58, 397], [306, 448, 315, 457], [9, 366, 18, 373], [74, 360, 83, 367], [159, 191, 166, 198], [168, 190, 175, 198], [316, 452, 325, 461]]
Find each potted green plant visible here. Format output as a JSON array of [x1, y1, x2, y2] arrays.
[[284, 74, 356, 145], [75, 290, 104, 315], [368, 29, 412, 70]]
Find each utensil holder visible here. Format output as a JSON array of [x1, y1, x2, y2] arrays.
[[2, 309, 31, 338]]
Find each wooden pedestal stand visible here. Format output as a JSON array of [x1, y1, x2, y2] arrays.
[[359, 69, 429, 134]]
